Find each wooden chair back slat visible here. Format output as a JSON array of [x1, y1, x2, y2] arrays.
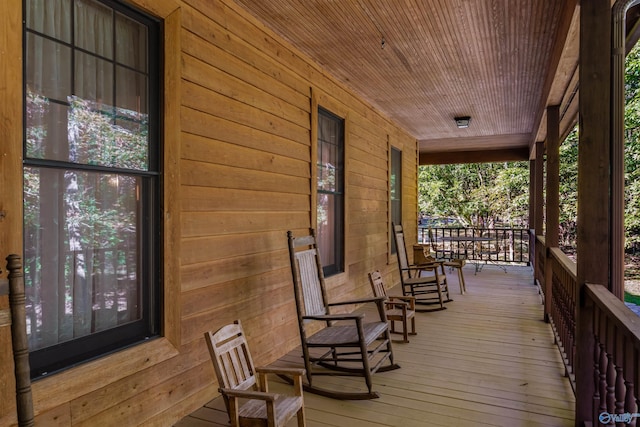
[[369, 270, 387, 298], [393, 224, 411, 274], [205, 321, 257, 392], [295, 249, 327, 317]]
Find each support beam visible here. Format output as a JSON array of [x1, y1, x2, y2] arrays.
[[418, 147, 529, 165], [575, 0, 612, 424], [529, 159, 535, 232], [533, 141, 545, 296], [529, 159, 536, 281], [534, 142, 545, 240], [611, 0, 634, 300], [544, 106, 560, 322]]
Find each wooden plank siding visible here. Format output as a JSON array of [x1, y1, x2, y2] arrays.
[[178, 265, 575, 427], [0, 0, 420, 425]]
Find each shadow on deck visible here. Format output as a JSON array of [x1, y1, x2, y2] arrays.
[[176, 264, 575, 427]]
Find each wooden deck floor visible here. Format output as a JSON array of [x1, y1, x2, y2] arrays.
[[176, 264, 575, 427]]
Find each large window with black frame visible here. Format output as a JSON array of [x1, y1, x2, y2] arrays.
[[23, 0, 161, 378]]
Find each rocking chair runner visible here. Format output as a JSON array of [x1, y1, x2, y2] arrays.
[[286, 230, 400, 400], [392, 223, 452, 311], [204, 320, 306, 427]]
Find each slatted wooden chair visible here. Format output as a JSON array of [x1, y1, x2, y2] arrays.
[[287, 230, 400, 400], [392, 223, 452, 311], [368, 270, 416, 343], [204, 320, 306, 427]]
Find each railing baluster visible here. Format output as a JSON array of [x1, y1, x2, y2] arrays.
[[594, 315, 601, 424], [607, 322, 617, 418], [616, 338, 626, 423], [624, 342, 636, 426], [600, 341, 609, 416]]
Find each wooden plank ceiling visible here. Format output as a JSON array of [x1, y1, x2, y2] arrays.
[[232, 0, 580, 164]]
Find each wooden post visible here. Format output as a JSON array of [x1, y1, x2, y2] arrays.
[[544, 106, 560, 323], [7, 255, 34, 427], [529, 159, 536, 279], [534, 141, 545, 291], [611, 0, 634, 300], [575, 0, 611, 424]]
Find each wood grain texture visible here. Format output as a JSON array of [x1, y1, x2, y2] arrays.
[[231, 0, 579, 160]]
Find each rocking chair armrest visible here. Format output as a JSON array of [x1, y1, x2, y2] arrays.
[[256, 367, 305, 396], [410, 261, 441, 270], [302, 313, 364, 322], [219, 388, 277, 402], [327, 296, 386, 307], [388, 295, 416, 310], [386, 300, 409, 308], [388, 295, 416, 303], [256, 366, 306, 377]]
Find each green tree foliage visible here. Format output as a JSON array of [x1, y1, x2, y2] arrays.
[[558, 127, 578, 249], [419, 161, 529, 228]]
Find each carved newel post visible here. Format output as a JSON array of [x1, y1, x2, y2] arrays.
[[7, 254, 34, 427]]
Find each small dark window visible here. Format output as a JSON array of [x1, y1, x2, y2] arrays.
[[316, 107, 344, 276], [390, 147, 402, 254]]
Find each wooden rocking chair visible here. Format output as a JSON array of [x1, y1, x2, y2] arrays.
[[204, 320, 306, 427], [392, 223, 452, 311], [287, 230, 400, 400], [368, 270, 416, 343]]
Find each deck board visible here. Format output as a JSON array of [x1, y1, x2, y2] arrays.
[[176, 265, 575, 427]]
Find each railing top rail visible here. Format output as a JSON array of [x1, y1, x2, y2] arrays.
[[549, 247, 577, 280], [421, 226, 530, 231], [585, 283, 640, 345]]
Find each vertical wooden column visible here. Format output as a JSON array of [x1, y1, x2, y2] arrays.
[[544, 106, 560, 322], [534, 141, 545, 239], [529, 159, 535, 231], [533, 141, 545, 289], [575, 0, 611, 424], [529, 159, 536, 276], [611, 0, 633, 300]]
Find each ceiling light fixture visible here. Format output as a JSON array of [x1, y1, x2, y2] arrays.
[[454, 116, 471, 128]]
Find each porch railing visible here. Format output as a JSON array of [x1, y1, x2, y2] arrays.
[[418, 226, 530, 265], [549, 247, 577, 391], [584, 283, 640, 426], [538, 238, 640, 426]]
